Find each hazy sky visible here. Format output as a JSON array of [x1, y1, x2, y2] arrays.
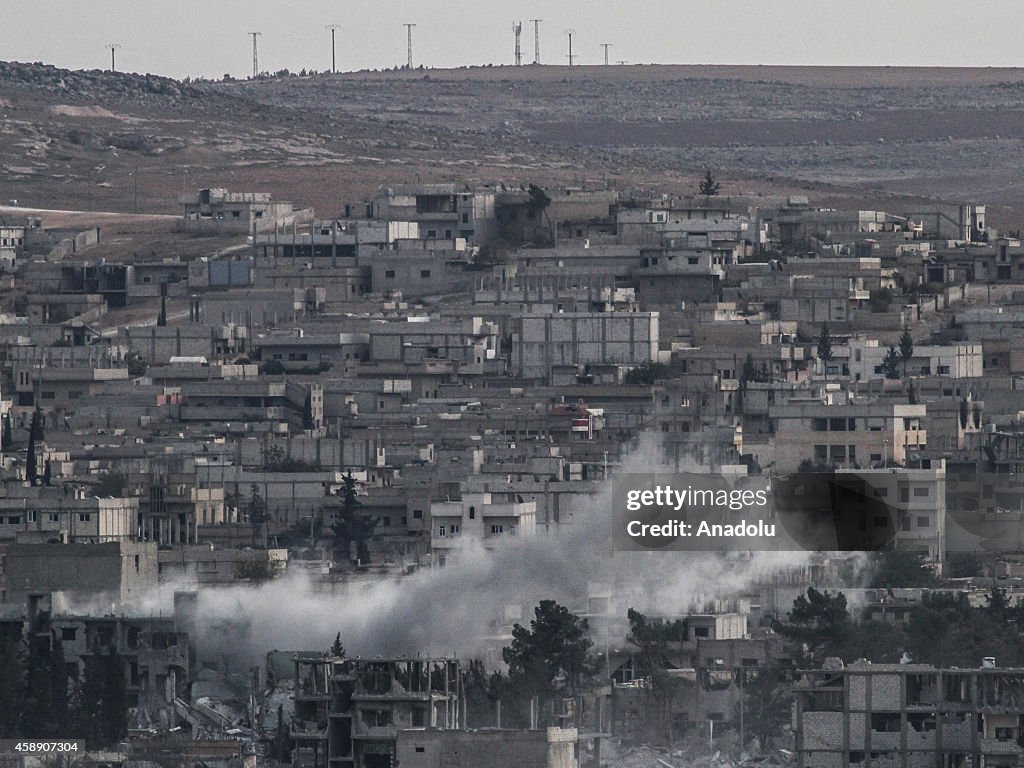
[[7, 0, 1024, 79]]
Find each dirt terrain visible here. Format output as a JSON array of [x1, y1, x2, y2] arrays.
[[2, 61, 1024, 229]]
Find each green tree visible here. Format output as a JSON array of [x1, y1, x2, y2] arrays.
[[246, 484, 270, 548], [772, 588, 850, 664], [946, 551, 982, 578], [94, 472, 127, 497], [302, 391, 315, 431], [816, 323, 833, 379], [503, 600, 596, 723], [624, 361, 670, 386], [26, 407, 42, 484], [0, 631, 25, 737], [866, 551, 940, 588], [330, 632, 347, 658], [699, 167, 720, 197], [233, 558, 283, 583], [526, 184, 554, 244], [898, 328, 914, 378], [331, 473, 375, 565], [883, 345, 901, 380], [739, 665, 791, 751], [626, 608, 685, 742]]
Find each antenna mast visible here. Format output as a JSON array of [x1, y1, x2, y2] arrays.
[[326, 25, 341, 73], [601, 43, 612, 66], [530, 19, 542, 64], [248, 32, 262, 78], [404, 23, 416, 69], [565, 29, 575, 66], [105, 43, 121, 72], [513, 22, 522, 66]]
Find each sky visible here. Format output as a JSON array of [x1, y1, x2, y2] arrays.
[[6, 0, 1024, 79]]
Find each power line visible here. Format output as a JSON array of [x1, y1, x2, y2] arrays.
[[326, 24, 341, 73], [248, 32, 262, 78], [513, 21, 522, 66], [404, 23, 416, 69], [601, 43, 612, 66], [105, 43, 121, 72], [530, 19, 542, 64]]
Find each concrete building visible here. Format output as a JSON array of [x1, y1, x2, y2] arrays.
[[292, 655, 461, 768], [395, 727, 578, 768], [512, 312, 660, 381], [794, 659, 1024, 768], [182, 188, 304, 233], [770, 397, 927, 472], [1, 540, 158, 605]]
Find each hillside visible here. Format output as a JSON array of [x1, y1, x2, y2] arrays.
[[2, 61, 1023, 228]]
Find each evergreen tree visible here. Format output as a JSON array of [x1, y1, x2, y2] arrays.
[[898, 327, 914, 378], [26, 408, 41, 484], [331, 473, 375, 564], [1, 413, 12, 453], [329, 632, 346, 658], [883, 345, 901, 380], [247, 484, 269, 548], [739, 665, 791, 751], [699, 167, 720, 197], [302, 391, 315, 431], [503, 600, 596, 720], [816, 323, 833, 379]]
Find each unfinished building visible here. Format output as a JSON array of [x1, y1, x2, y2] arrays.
[[794, 659, 1024, 768], [292, 655, 461, 768]]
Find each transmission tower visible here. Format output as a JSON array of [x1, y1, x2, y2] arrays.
[[404, 23, 416, 69], [326, 24, 341, 73], [106, 43, 121, 72], [530, 19, 542, 64], [248, 32, 262, 78], [513, 21, 522, 66], [565, 29, 575, 66], [601, 43, 612, 65]]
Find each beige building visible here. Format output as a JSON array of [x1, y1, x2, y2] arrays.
[[771, 397, 927, 471]]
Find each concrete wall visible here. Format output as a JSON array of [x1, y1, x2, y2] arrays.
[[395, 728, 576, 768]]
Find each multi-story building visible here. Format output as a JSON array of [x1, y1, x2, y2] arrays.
[[794, 659, 1024, 768], [292, 655, 461, 768]]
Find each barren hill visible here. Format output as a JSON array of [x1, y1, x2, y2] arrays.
[[2, 61, 1023, 228]]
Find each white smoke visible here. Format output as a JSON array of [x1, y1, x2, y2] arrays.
[[96, 433, 816, 666]]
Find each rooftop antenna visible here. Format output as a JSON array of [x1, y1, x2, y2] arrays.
[[513, 21, 522, 66], [530, 19, 542, 64], [565, 29, 576, 66], [248, 32, 262, 78], [404, 23, 416, 69], [326, 24, 341, 73], [601, 43, 612, 66], [105, 43, 121, 72]]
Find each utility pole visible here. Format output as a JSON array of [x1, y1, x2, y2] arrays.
[[404, 23, 416, 69], [601, 43, 612, 65], [248, 31, 262, 78], [326, 24, 341, 73], [565, 29, 575, 66], [513, 21, 522, 66], [530, 19, 542, 64], [105, 43, 121, 72]]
